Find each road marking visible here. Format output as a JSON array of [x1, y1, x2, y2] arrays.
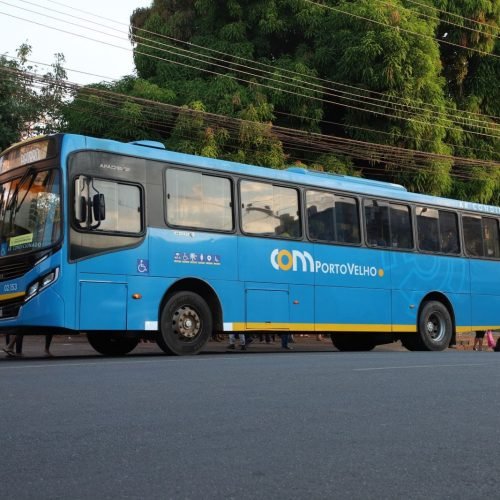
[[354, 363, 492, 371], [0, 356, 258, 370]]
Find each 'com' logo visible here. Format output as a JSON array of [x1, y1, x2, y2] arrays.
[[270, 249, 314, 272], [270, 248, 384, 277]]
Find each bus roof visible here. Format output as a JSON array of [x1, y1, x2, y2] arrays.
[[54, 133, 496, 217]]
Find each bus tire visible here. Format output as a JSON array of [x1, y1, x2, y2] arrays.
[[407, 300, 452, 351], [330, 334, 377, 351], [157, 292, 212, 356], [87, 333, 139, 356]]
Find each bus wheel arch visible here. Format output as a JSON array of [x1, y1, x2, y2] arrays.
[[403, 292, 455, 351], [157, 279, 221, 356], [87, 333, 139, 356]]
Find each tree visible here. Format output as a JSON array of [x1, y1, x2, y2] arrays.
[[0, 44, 67, 150], [63, 1, 498, 202], [62, 76, 175, 142]]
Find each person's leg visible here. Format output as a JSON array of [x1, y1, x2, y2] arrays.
[[45, 335, 53, 355], [15, 335, 23, 355], [4, 336, 16, 351], [281, 333, 288, 349], [228, 333, 236, 349]]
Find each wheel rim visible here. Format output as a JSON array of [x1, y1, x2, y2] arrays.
[[425, 311, 446, 343], [173, 305, 201, 340]]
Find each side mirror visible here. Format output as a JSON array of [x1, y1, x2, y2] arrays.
[[92, 193, 106, 222], [76, 196, 87, 223]]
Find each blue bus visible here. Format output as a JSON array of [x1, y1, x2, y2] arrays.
[[0, 134, 499, 355]]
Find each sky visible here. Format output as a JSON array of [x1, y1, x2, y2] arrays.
[[0, 0, 153, 84]]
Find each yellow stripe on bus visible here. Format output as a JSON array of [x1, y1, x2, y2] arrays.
[[230, 323, 498, 333], [457, 326, 500, 333], [231, 323, 417, 333], [0, 291, 26, 302]]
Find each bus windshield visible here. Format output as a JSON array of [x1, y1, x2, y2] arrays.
[[0, 169, 61, 256]]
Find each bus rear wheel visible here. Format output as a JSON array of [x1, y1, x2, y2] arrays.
[[330, 334, 377, 351], [157, 292, 212, 356], [403, 301, 452, 351], [87, 333, 139, 356]]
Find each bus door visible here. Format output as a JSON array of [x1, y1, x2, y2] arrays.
[[238, 180, 314, 331], [313, 244, 391, 333], [307, 194, 391, 333], [238, 237, 315, 330], [465, 216, 500, 328], [69, 152, 147, 332]]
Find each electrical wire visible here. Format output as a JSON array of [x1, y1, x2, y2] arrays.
[[1, 9, 497, 141], [376, 0, 499, 39], [13, 0, 500, 124], [3, 51, 497, 160], [403, 0, 500, 31], [1, 66, 497, 178], [302, 0, 500, 58]]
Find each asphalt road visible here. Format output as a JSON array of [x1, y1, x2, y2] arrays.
[[0, 349, 499, 500]]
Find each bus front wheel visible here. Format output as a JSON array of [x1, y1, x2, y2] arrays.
[[87, 333, 139, 356], [404, 301, 452, 351], [157, 292, 212, 356]]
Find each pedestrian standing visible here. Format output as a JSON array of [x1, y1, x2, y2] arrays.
[[3, 334, 54, 357], [44, 334, 54, 356], [281, 333, 293, 350], [3, 334, 23, 357], [227, 333, 246, 351], [473, 331, 486, 351]]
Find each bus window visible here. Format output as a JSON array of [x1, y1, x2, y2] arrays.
[[417, 207, 439, 252], [306, 191, 359, 244], [306, 191, 335, 242], [439, 211, 460, 254], [389, 203, 412, 249], [364, 200, 390, 247], [463, 215, 483, 257], [483, 218, 500, 258], [241, 181, 300, 238], [335, 196, 360, 244], [166, 169, 233, 231], [74, 176, 142, 234]]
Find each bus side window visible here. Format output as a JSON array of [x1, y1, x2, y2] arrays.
[[389, 203, 412, 249], [166, 169, 233, 232], [416, 206, 439, 252], [463, 215, 483, 257], [336, 197, 360, 244], [241, 181, 300, 238], [483, 217, 500, 258], [306, 190, 335, 242], [439, 210, 460, 254], [364, 199, 389, 247]]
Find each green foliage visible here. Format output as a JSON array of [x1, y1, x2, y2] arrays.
[[0, 44, 66, 150], [64, 1, 499, 203], [62, 77, 175, 141]]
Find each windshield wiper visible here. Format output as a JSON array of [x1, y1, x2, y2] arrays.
[[3, 167, 36, 237], [6, 166, 35, 213]]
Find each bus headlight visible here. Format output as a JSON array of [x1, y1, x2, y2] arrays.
[[25, 268, 60, 303]]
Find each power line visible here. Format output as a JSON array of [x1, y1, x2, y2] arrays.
[[20, 85, 477, 180], [403, 0, 500, 31], [1, 9, 498, 141], [5, 51, 497, 160], [1, 66, 497, 177], [377, 0, 499, 39], [302, 0, 500, 58], [17, 0, 500, 124]]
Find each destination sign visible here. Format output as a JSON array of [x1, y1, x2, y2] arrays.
[[0, 139, 55, 173]]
